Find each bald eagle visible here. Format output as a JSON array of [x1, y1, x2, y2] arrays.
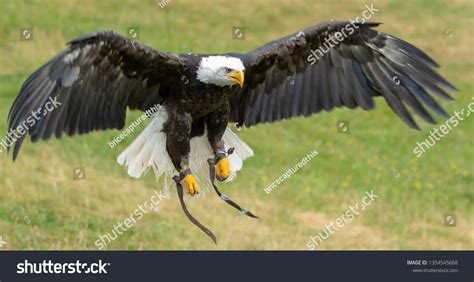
[[7, 20, 457, 243]]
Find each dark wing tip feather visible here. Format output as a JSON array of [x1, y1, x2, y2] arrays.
[[384, 33, 441, 68], [368, 31, 458, 123], [362, 21, 382, 27], [11, 135, 26, 161]]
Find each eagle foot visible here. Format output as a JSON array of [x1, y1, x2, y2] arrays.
[[214, 147, 234, 182], [216, 158, 230, 181], [184, 175, 199, 195], [173, 169, 199, 196]]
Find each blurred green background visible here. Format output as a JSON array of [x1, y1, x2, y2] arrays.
[[0, 0, 472, 250]]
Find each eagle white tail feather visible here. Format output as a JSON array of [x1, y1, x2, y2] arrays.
[[117, 108, 254, 198]]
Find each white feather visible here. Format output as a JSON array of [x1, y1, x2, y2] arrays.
[[117, 108, 253, 197]]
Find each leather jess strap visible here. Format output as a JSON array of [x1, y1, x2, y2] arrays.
[[172, 173, 217, 244], [207, 148, 258, 219]]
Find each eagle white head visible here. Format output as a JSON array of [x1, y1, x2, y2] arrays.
[[196, 56, 245, 87]]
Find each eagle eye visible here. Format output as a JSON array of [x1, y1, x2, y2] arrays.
[[224, 67, 233, 74]]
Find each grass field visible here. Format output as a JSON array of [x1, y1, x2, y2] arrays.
[[0, 0, 472, 250]]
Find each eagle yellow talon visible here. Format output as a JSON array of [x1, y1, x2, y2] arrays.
[[216, 157, 230, 181], [184, 174, 199, 195]]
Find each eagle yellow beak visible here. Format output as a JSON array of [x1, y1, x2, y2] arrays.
[[228, 69, 244, 87]]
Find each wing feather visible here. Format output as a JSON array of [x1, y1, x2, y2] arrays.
[[8, 30, 186, 160], [230, 20, 458, 128]]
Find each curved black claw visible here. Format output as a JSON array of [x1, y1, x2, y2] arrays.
[[207, 158, 259, 219], [216, 175, 227, 182], [173, 174, 217, 244]]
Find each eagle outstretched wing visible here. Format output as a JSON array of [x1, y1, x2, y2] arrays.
[[230, 20, 458, 128], [8, 30, 185, 160]]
